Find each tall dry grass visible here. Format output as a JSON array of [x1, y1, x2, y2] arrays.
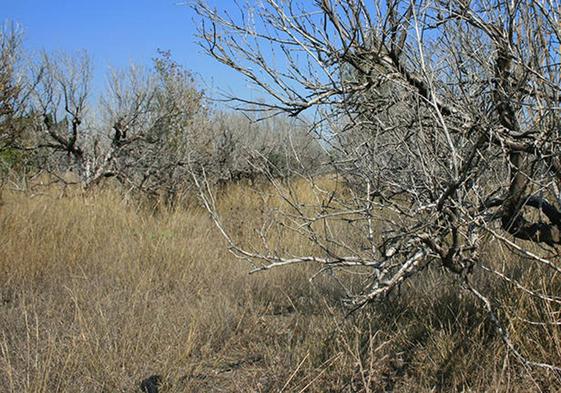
[[0, 183, 560, 392]]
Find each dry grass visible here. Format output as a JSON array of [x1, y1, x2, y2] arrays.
[[0, 183, 560, 392]]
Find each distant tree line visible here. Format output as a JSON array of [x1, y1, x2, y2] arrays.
[[0, 24, 325, 201]]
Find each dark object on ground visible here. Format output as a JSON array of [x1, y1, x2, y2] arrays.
[[140, 375, 162, 393]]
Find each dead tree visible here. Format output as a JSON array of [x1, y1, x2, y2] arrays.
[[192, 0, 561, 371]]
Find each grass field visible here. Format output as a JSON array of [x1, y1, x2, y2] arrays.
[[1, 183, 560, 392]]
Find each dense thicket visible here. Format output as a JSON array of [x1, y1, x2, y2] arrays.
[[192, 0, 561, 372]]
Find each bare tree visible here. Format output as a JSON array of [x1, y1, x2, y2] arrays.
[[106, 51, 209, 200], [0, 24, 21, 151], [193, 0, 561, 370], [0, 24, 37, 167], [29, 51, 95, 181]]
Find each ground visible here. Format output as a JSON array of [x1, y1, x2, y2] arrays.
[[1, 184, 560, 392]]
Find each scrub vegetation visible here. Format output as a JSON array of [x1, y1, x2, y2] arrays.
[[3, 0, 561, 390]]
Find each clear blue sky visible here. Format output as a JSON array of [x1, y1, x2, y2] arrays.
[[0, 0, 249, 100]]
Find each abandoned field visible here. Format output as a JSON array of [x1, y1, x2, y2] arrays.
[[0, 181, 560, 393]]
